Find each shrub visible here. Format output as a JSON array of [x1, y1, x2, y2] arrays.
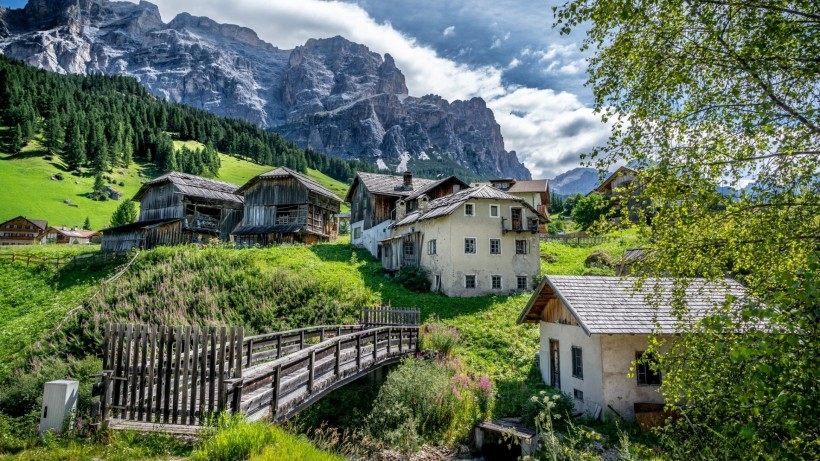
[[0, 357, 101, 418], [584, 249, 614, 269], [521, 387, 574, 428], [395, 266, 431, 293], [421, 323, 460, 358], [542, 252, 559, 263]]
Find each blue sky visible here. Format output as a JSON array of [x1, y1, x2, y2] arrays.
[[0, 0, 610, 178]]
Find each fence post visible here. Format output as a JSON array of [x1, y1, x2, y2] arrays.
[[356, 334, 361, 370], [372, 330, 378, 362], [276, 335, 282, 359], [270, 365, 281, 421], [387, 327, 392, 355], [334, 341, 341, 377], [246, 339, 254, 368], [308, 350, 315, 393]]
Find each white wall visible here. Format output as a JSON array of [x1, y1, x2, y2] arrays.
[[352, 219, 393, 258], [539, 322, 605, 416], [600, 335, 667, 420]]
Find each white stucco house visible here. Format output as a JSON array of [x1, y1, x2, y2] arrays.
[[517, 275, 749, 420], [380, 185, 547, 297]]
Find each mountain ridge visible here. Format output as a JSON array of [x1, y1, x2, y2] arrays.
[[0, 0, 531, 180]]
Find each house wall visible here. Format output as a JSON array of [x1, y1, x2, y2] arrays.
[[394, 199, 541, 297], [354, 219, 393, 257], [539, 322, 605, 416], [138, 183, 183, 221], [600, 335, 667, 420], [0, 217, 44, 245]]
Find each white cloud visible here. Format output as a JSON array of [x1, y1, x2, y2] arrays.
[[130, 0, 606, 178], [442, 25, 455, 37]]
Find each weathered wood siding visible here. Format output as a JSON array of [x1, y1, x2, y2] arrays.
[[101, 230, 144, 252], [138, 183, 184, 221]]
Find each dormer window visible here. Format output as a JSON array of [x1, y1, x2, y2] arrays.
[[464, 203, 474, 216]]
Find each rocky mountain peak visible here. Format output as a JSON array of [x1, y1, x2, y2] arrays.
[[168, 12, 267, 48]]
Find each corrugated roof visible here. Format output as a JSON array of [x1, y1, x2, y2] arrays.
[[518, 275, 750, 335], [345, 172, 438, 202], [237, 167, 342, 202], [231, 223, 305, 235], [134, 172, 243, 203], [392, 185, 539, 228], [508, 179, 548, 194]]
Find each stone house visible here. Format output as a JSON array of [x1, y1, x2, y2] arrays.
[[517, 275, 749, 420], [381, 185, 546, 297]]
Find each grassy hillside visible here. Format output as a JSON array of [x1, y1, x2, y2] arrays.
[[0, 139, 352, 230]]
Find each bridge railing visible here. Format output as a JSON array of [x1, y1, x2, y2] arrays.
[[241, 325, 365, 369], [361, 307, 421, 327]]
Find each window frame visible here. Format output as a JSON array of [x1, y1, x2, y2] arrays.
[[403, 240, 414, 257], [464, 237, 476, 254], [464, 203, 475, 216], [489, 204, 500, 218], [573, 388, 584, 402], [636, 351, 662, 386], [465, 274, 476, 289], [571, 346, 583, 380], [515, 239, 529, 254], [489, 238, 501, 255], [516, 276, 528, 290], [427, 239, 437, 255], [491, 275, 502, 290]]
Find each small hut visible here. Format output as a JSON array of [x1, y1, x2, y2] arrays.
[[231, 167, 342, 246], [101, 172, 243, 252]]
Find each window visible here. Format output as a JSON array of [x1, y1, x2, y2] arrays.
[[428, 239, 437, 255], [636, 352, 662, 385], [403, 241, 414, 257], [571, 346, 583, 379], [573, 389, 584, 402], [353, 227, 362, 239], [489, 204, 500, 218], [465, 275, 476, 289], [464, 238, 476, 254], [515, 239, 529, 254], [517, 276, 528, 290], [491, 275, 502, 290], [489, 238, 501, 255], [464, 203, 474, 216]]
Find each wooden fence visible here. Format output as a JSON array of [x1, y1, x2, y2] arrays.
[[361, 307, 421, 327], [0, 251, 129, 268], [540, 234, 614, 246], [95, 323, 244, 428]]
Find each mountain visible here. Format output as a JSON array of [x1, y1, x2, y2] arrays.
[[0, 0, 530, 180], [549, 167, 600, 196]]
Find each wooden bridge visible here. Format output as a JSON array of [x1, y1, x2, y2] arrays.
[[93, 308, 420, 433]]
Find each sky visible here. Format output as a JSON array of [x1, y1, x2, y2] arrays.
[[0, 0, 611, 178]]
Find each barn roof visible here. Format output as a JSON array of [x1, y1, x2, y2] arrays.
[[237, 167, 342, 202], [508, 179, 549, 194], [392, 185, 544, 228], [404, 176, 470, 201], [133, 172, 243, 203], [231, 223, 305, 235], [344, 172, 438, 202], [517, 275, 750, 335], [101, 218, 182, 233]]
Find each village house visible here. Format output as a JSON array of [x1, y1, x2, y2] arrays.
[[381, 185, 547, 297], [474, 178, 551, 218], [101, 172, 244, 252], [592, 166, 638, 197], [517, 275, 748, 420], [346, 172, 468, 257], [231, 167, 342, 246], [0, 216, 48, 245], [38, 226, 98, 244]]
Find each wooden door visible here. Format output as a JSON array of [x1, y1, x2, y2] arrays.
[[511, 208, 522, 230], [549, 339, 560, 389]]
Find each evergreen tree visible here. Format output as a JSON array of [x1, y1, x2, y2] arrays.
[[62, 121, 87, 171], [10, 124, 24, 153], [82, 216, 91, 230], [109, 200, 138, 227]]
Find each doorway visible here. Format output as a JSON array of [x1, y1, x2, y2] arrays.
[[549, 339, 560, 389]]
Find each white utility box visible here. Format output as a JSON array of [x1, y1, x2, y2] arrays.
[[40, 380, 79, 436]]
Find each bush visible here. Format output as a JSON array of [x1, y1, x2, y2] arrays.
[[542, 252, 559, 263], [521, 387, 574, 428], [584, 249, 614, 269], [395, 266, 431, 293], [421, 323, 460, 358]]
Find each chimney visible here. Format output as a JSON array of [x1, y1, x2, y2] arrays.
[[395, 199, 407, 221], [403, 171, 413, 189], [419, 195, 430, 214]]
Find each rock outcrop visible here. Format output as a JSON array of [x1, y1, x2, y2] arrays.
[[0, 0, 531, 179]]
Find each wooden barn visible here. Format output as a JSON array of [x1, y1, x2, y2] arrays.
[[231, 167, 342, 246], [101, 172, 244, 252]]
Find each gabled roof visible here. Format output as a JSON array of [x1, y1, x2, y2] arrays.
[[392, 185, 545, 228], [1, 216, 48, 230], [344, 172, 438, 202], [508, 179, 549, 194], [42, 227, 98, 238], [592, 166, 638, 195], [133, 172, 243, 203], [237, 166, 342, 202], [517, 275, 749, 335], [101, 218, 182, 233], [404, 175, 470, 201]]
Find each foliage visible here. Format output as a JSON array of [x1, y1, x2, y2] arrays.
[[555, 0, 820, 457], [583, 249, 613, 269], [521, 388, 574, 429], [540, 234, 637, 276], [192, 414, 344, 461], [394, 265, 431, 293], [420, 322, 461, 358], [526, 391, 603, 461], [108, 200, 138, 227], [570, 192, 608, 231], [366, 358, 491, 451]]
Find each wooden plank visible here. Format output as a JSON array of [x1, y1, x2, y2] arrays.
[[235, 327, 244, 380], [155, 325, 166, 423], [308, 350, 315, 393], [129, 325, 143, 420], [112, 324, 126, 419], [121, 324, 134, 420], [199, 326, 208, 422], [136, 324, 149, 421], [144, 325, 156, 422], [189, 325, 200, 425], [163, 325, 174, 423], [217, 326, 226, 411], [171, 326, 182, 424], [208, 327, 216, 414], [180, 325, 192, 425]]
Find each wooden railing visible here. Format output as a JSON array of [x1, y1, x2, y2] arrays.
[[540, 234, 615, 246], [0, 251, 129, 268], [361, 307, 420, 327], [241, 325, 365, 369]]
